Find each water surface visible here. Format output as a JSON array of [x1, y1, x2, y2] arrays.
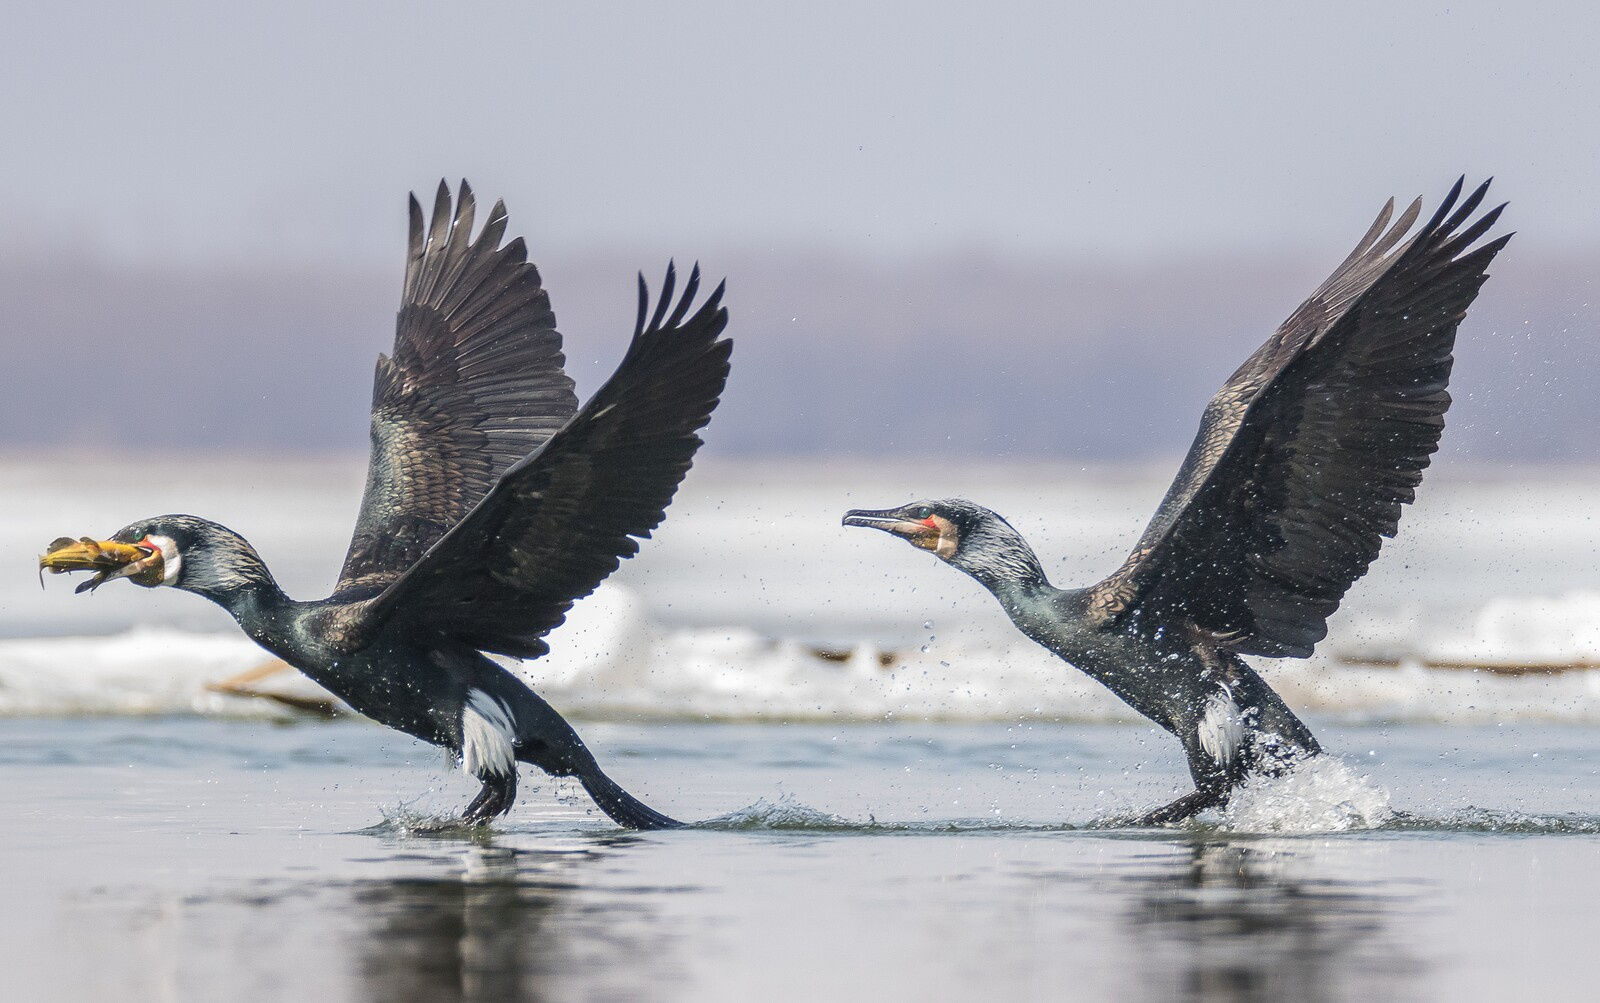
[[6, 717, 1597, 1002]]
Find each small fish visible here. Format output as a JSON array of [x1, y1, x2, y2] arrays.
[[38, 537, 154, 593]]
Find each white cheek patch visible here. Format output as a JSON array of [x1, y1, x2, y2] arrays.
[[145, 534, 183, 586], [461, 689, 517, 778], [1197, 685, 1245, 768]]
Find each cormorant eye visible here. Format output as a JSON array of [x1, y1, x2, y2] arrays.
[[914, 506, 933, 520]]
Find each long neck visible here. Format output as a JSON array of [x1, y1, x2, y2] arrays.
[[218, 582, 315, 665], [178, 547, 301, 657], [952, 525, 1051, 598], [199, 575, 289, 619], [963, 548, 1107, 675]]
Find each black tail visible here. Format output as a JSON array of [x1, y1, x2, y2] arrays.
[[579, 768, 683, 830]]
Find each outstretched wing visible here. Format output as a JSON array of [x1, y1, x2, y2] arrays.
[[336, 181, 578, 594], [1085, 178, 1509, 657], [355, 264, 731, 658]]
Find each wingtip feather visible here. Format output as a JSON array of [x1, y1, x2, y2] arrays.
[[666, 263, 702, 329], [453, 178, 477, 239], [648, 262, 677, 333], [1439, 177, 1491, 236], [431, 180, 451, 226], [635, 272, 650, 337]]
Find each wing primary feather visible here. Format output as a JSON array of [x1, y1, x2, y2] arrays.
[[414, 180, 457, 308], [1336, 197, 1395, 270], [649, 261, 677, 333], [1437, 202, 1508, 259], [430, 179, 453, 236], [428, 180, 478, 310], [1449, 233, 1514, 276], [635, 273, 649, 336], [402, 194, 426, 302], [478, 200, 510, 254], [1435, 178, 1491, 238], [1370, 197, 1423, 261], [666, 264, 701, 329], [1412, 176, 1467, 239], [451, 180, 476, 250]]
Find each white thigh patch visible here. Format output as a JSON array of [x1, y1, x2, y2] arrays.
[[1197, 685, 1245, 768], [461, 690, 517, 778]]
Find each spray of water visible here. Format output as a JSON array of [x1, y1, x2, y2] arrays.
[[1219, 754, 1395, 833]]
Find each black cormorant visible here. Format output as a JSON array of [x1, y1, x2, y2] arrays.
[[40, 181, 731, 830], [844, 179, 1508, 824]]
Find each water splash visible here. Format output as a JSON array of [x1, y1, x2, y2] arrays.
[[364, 803, 494, 839], [1383, 807, 1600, 835], [1217, 755, 1396, 833], [360, 789, 1600, 839], [697, 794, 861, 831]]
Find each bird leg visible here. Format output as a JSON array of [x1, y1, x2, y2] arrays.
[[1132, 785, 1231, 826], [463, 770, 518, 823]]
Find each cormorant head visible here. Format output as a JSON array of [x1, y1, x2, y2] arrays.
[[842, 499, 1047, 588], [39, 514, 270, 598]]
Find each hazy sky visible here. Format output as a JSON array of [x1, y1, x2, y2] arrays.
[[3, 2, 1596, 462], [3, 1, 1597, 266]]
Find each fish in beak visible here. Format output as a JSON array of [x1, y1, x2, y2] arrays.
[[39, 537, 163, 593]]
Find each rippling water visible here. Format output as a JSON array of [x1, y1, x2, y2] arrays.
[[6, 717, 1599, 1001], [6, 457, 1600, 999]]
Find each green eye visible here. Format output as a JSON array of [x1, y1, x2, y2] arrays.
[[914, 506, 933, 520]]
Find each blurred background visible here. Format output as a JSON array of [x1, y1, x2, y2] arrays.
[[2, 0, 1594, 462], [7, 16, 1600, 1001]]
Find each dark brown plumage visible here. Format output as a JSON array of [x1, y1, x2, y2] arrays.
[[41, 181, 731, 830], [1085, 177, 1509, 657], [357, 264, 731, 660], [847, 178, 1508, 823], [339, 181, 579, 595]]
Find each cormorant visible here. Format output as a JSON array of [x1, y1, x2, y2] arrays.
[[844, 178, 1508, 824], [40, 181, 731, 830]]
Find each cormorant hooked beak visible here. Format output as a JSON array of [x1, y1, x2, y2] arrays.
[[38, 537, 162, 594], [842, 506, 959, 559]]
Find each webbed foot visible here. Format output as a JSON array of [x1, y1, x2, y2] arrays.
[[463, 770, 518, 824]]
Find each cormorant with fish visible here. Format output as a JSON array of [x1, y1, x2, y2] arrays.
[[40, 181, 731, 830], [845, 179, 1508, 824]]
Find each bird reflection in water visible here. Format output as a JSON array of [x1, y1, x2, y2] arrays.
[[350, 838, 676, 1003], [1122, 840, 1424, 1002]]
